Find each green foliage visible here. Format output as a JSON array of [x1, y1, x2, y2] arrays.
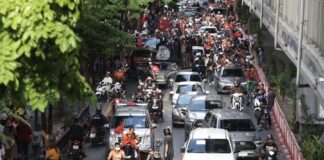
[[301, 136, 324, 160], [268, 70, 291, 100], [0, 0, 95, 112]]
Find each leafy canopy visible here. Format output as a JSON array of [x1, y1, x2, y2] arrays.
[[0, 0, 95, 112]]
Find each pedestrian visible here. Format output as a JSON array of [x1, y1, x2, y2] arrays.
[[266, 87, 276, 111], [163, 126, 174, 160], [15, 120, 32, 160], [45, 135, 60, 160], [2, 121, 18, 160], [257, 46, 264, 67], [32, 124, 43, 158], [206, 58, 215, 85]]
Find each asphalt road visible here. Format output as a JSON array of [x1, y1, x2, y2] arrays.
[[80, 78, 283, 160]]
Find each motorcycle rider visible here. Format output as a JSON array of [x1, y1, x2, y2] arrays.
[[101, 71, 114, 99], [148, 90, 163, 121], [121, 131, 137, 160], [91, 107, 109, 140], [231, 80, 245, 110], [144, 77, 156, 89], [134, 85, 146, 102], [108, 142, 125, 160], [193, 55, 206, 78], [110, 81, 126, 98], [69, 117, 86, 157], [262, 135, 278, 159]]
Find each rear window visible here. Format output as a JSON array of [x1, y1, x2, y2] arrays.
[[175, 74, 202, 82], [176, 85, 203, 94], [187, 139, 231, 153], [221, 68, 244, 77], [112, 116, 149, 128], [220, 119, 256, 132], [132, 50, 152, 58], [190, 100, 223, 111]]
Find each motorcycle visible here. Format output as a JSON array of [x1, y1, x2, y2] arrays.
[[231, 92, 244, 111], [69, 140, 85, 159], [264, 151, 277, 160], [122, 145, 138, 160], [148, 98, 163, 123], [95, 81, 111, 101], [109, 82, 126, 99], [89, 126, 105, 146]]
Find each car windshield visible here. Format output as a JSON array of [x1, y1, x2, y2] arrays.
[[220, 119, 256, 132], [112, 116, 149, 128], [175, 74, 202, 82], [221, 68, 244, 77], [190, 100, 223, 111], [187, 139, 231, 153], [176, 85, 203, 94], [176, 95, 193, 107]]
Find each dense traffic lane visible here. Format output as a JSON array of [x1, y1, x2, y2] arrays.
[[81, 77, 282, 160]]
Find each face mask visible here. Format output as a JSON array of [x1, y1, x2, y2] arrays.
[[115, 147, 120, 151]]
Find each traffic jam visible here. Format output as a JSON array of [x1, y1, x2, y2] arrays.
[[84, 0, 280, 160]]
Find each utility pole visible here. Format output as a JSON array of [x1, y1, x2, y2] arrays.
[[274, 0, 280, 48], [296, 0, 305, 134], [260, 0, 263, 29]]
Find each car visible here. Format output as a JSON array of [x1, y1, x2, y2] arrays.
[[107, 104, 157, 153], [201, 109, 263, 158], [172, 94, 194, 127], [198, 26, 218, 37], [169, 71, 204, 89], [151, 62, 180, 86], [184, 95, 224, 139], [180, 128, 236, 160], [169, 81, 209, 105], [214, 65, 247, 93], [130, 48, 157, 66], [143, 37, 160, 51]]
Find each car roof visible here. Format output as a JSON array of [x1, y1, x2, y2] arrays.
[[176, 71, 199, 75], [177, 81, 202, 85], [209, 109, 251, 120], [191, 128, 229, 139], [192, 94, 223, 101], [114, 108, 147, 117], [192, 46, 204, 50]]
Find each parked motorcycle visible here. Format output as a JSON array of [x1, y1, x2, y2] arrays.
[[231, 92, 244, 111]]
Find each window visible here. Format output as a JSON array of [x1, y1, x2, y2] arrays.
[[190, 100, 223, 111], [176, 95, 193, 108], [187, 139, 231, 153], [112, 116, 149, 128], [221, 68, 244, 77], [175, 74, 202, 82], [176, 85, 203, 94], [220, 119, 256, 132]]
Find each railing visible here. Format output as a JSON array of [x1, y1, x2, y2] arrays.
[[254, 65, 303, 160], [56, 105, 90, 151]]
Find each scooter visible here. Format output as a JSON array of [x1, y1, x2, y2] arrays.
[[231, 92, 244, 111], [264, 151, 277, 160], [69, 140, 85, 159], [89, 126, 105, 146], [149, 98, 163, 123], [95, 82, 111, 101]]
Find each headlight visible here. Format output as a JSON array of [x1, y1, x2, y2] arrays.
[[109, 131, 116, 142]]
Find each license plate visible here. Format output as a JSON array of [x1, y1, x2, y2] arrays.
[[90, 133, 96, 138], [72, 145, 79, 150], [239, 152, 248, 156]]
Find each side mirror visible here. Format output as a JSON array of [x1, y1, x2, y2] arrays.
[[192, 119, 204, 129], [151, 123, 157, 129], [205, 91, 210, 95], [169, 79, 174, 83], [181, 108, 188, 112], [180, 146, 186, 153], [169, 91, 175, 95]]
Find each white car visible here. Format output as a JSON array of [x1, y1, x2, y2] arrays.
[[169, 81, 209, 104], [169, 71, 204, 89], [181, 128, 236, 160], [198, 26, 218, 37]]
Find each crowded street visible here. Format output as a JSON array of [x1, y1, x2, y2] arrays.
[[2, 0, 323, 160]]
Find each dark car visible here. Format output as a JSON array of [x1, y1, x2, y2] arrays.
[[214, 65, 247, 93], [130, 48, 157, 66]]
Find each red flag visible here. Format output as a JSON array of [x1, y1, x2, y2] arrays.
[[151, 65, 160, 73]]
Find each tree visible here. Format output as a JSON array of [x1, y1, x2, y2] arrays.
[[0, 0, 95, 141]]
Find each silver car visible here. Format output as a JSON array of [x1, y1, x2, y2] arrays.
[[202, 109, 263, 158], [108, 105, 157, 153], [214, 65, 247, 93], [172, 94, 194, 127], [151, 62, 180, 86], [169, 71, 204, 89], [184, 95, 224, 140]]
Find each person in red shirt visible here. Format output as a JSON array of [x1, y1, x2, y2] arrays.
[[121, 131, 137, 149], [15, 121, 32, 159]]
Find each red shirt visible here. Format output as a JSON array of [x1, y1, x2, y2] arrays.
[[16, 123, 32, 142]]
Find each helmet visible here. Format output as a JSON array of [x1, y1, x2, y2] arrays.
[[106, 71, 110, 75], [234, 80, 240, 87], [153, 152, 161, 159], [152, 90, 158, 97], [137, 85, 143, 91]]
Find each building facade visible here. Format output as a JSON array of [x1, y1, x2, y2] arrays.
[[242, 0, 324, 123]]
